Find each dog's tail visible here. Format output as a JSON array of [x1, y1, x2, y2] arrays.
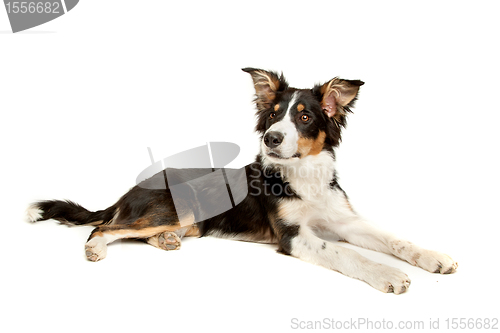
[[26, 200, 117, 226]]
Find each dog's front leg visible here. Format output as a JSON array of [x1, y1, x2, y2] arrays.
[[326, 217, 458, 274], [282, 225, 411, 294]]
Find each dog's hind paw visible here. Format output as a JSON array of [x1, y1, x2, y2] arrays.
[[85, 238, 107, 262], [158, 231, 181, 251]]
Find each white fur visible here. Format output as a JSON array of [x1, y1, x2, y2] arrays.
[[280, 150, 336, 201], [262, 92, 300, 159], [389, 239, 458, 274], [26, 204, 43, 222], [262, 145, 457, 293], [289, 227, 411, 294], [85, 236, 107, 262]]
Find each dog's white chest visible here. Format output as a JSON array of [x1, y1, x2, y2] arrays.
[[283, 151, 336, 200], [280, 186, 352, 224], [277, 151, 354, 224]]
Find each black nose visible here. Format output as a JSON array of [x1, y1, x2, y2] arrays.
[[264, 131, 284, 149]]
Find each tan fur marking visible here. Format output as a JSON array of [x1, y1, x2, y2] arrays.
[[297, 131, 326, 157], [184, 225, 201, 237], [86, 220, 104, 226], [297, 138, 311, 157], [297, 103, 305, 112], [88, 224, 182, 242], [109, 225, 181, 238], [274, 104, 280, 111], [91, 231, 104, 238]]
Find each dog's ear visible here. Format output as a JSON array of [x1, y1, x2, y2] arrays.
[[242, 68, 288, 110], [314, 78, 364, 119]]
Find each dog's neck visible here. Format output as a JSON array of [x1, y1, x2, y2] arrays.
[[260, 150, 336, 200]]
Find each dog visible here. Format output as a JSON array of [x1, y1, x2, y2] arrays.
[[27, 68, 457, 294]]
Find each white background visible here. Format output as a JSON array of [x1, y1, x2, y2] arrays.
[[1, 1, 499, 332]]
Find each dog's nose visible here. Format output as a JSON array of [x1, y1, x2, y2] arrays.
[[264, 131, 284, 149]]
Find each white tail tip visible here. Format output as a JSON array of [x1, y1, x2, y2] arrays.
[[26, 204, 43, 223]]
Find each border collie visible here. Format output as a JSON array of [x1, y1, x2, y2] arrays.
[[27, 68, 457, 294]]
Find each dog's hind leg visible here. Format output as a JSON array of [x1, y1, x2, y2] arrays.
[[85, 216, 184, 262]]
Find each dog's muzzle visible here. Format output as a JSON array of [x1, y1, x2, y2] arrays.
[[263, 131, 301, 159]]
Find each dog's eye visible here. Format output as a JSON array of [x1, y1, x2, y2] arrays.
[[301, 115, 310, 122], [270, 112, 276, 119]]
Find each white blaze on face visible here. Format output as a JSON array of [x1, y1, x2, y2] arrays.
[[262, 92, 300, 159]]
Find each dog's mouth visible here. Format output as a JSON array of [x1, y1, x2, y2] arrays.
[[267, 151, 301, 160]]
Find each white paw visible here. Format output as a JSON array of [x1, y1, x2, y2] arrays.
[[390, 240, 458, 274], [367, 264, 411, 294], [414, 249, 458, 274], [85, 237, 107, 262], [26, 204, 43, 222]]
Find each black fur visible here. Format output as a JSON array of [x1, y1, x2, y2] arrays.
[[199, 158, 299, 239], [35, 200, 116, 225], [274, 220, 300, 255]]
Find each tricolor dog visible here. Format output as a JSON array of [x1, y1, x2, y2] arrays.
[[27, 68, 457, 294]]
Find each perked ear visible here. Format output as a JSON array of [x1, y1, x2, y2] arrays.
[[242, 68, 288, 111], [318, 78, 364, 119]]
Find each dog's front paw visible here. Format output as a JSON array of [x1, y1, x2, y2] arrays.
[[413, 249, 457, 274], [366, 264, 411, 294], [390, 240, 458, 274]]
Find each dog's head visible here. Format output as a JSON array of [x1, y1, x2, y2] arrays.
[[243, 68, 363, 165]]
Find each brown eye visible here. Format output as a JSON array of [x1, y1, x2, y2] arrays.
[[270, 112, 276, 119], [301, 114, 310, 122]]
